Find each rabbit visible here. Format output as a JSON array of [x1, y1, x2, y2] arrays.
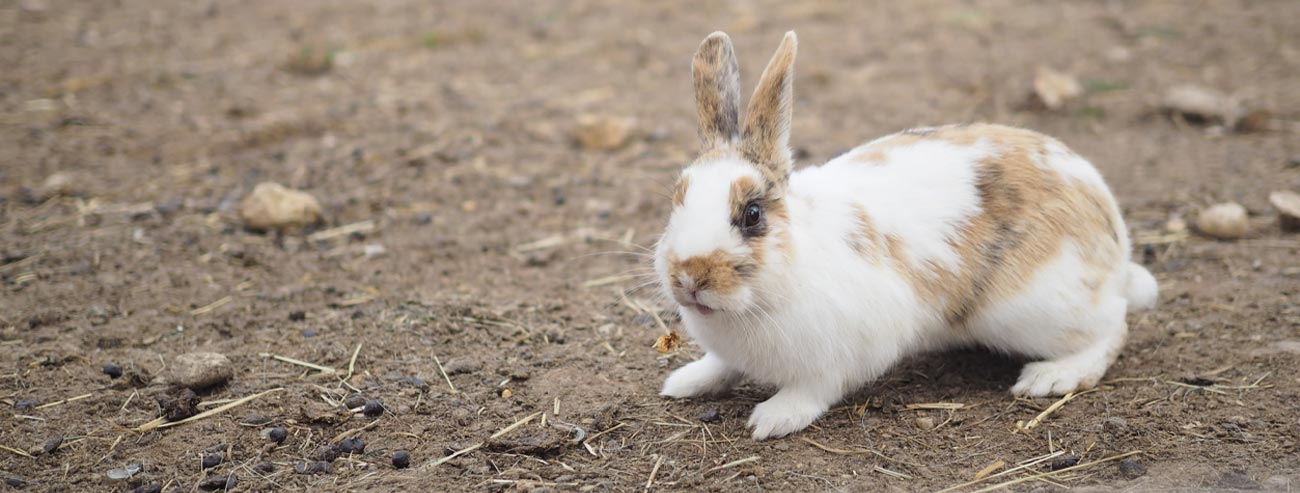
[[654, 31, 1158, 440]]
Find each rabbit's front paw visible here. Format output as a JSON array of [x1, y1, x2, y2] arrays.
[[747, 391, 827, 440], [660, 354, 738, 399]]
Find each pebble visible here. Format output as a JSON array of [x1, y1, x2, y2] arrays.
[[1162, 84, 1242, 127], [362, 399, 384, 417], [237, 182, 322, 232], [1118, 458, 1147, 479], [338, 438, 366, 454], [1050, 454, 1079, 470], [315, 444, 341, 462], [240, 414, 271, 425], [697, 409, 721, 423], [343, 394, 366, 410], [133, 483, 162, 493], [573, 114, 635, 151], [41, 436, 62, 455], [103, 364, 123, 379], [14, 399, 39, 410], [155, 388, 200, 421], [288, 310, 306, 321], [1269, 190, 1300, 232], [202, 453, 223, 469], [169, 352, 233, 390], [392, 450, 411, 469], [914, 417, 936, 431], [265, 426, 288, 444], [198, 475, 237, 491], [295, 461, 331, 475], [1195, 202, 1250, 239], [4, 477, 26, 488], [253, 461, 274, 473], [1032, 66, 1082, 110]]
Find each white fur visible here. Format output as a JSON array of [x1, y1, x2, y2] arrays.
[[657, 128, 1158, 440]]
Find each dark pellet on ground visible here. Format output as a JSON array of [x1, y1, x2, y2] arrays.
[[253, 461, 274, 474], [415, 213, 433, 225], [1119, 458, 1148, 478], [156, 388, 200, 421], [103, 364, 123, 379], [240, 414, 270, 425], [41, 436, 62, 455], [133, 483, 162, 493], [4, 476, 26, 488], [14, 399, 39, 410], [198, 475, 236, 491], [266, 426, 288, 444], [338, 438, 366, 454], [315, 444, 340, 462], [392, 450, 410, 469], [1050, 454, 1079, 470], [202, 453, 223, 469], [288, 310, 305, 321], [302, 329, 318, 338], [362, 399, 384, 417], [343, 394, 366, 410], [697, 409, 721, 423]]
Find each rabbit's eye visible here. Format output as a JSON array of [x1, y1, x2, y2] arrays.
[[740, 202, 765, 235]]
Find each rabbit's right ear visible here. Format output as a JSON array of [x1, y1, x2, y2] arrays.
[[692, 32, 741, 151]]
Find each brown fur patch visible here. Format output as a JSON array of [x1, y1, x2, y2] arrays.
[[857, 124, 1124, 326], [728, 176, 761, 218], [848, 204, 883, 261], [672, 175, 690, 208], [668, 250, 745, 296], [692, 33, 741, 150], [740, 32, 797, 188]]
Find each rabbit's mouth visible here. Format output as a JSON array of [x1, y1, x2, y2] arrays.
[[684, 302, 716, 316]]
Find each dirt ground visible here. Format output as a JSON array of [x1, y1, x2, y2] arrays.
[[3, 1, 1299, 491]]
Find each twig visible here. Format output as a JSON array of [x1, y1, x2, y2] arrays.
[[968, 451, 1142, 493], [936, 451, 1065, 493], [136, 388, 283, 432], [428, 443, 482, 468], [190, 296, 233, 316], [904, 402, 966, 411], [873, 466, 912, 480], [0, 445, 34, 459], [703, 456, 760, 475], [331, 420, 381, 444], [1017, 389, 1095, 432], [35, 392, 94, 410], [343, 343, 363, 382], [428, 412, 543, 468], [973, 459, 1005, 481], [490, 411, 542, 439], [646, 454, 664, 490], [432, 354, 457, 394], [307, 220, 375, 242], [261, 353, 337, 374]]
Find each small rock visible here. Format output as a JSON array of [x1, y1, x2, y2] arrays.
[[443, 358, 480, 375], [198, 475, 237, 491], [240, 414, 271, 425], [362, 399, 384, 417], [1162, 84, 1242, 128], [237, 182, 322, 233], [106, 463, 144, 480], [133, 483, 162, 493], [155, 387, 200, 421], [14, 399, 39, 410], [339, 438, 366, 454], [288, 310, 306, 321], [573, 114, 635, 151], [301, 329, 318, 338], [169, 352, 233, 390], [38, 172, 84, 199], [343, 394, 366, 410], [1032, 66, 1082, 110], [1050, 454, 1079, 471], [264, 426, 288, 444], [202, 453, 223, 469], [1118, 458, 1147, 479], [253, 461, 274, 473], [392, 450, 411, 469], [1268, 190, 1300, 232], [914, 416, 936, 431], [697, 409, 721, 423], [4, 476, 27, 488], [315, 444, 341, 462], [295, 461, 331, 475], [1195, 202, 1250, 239], [41, 436, 62, 455], [1164, 215, 1187, 234], [103, 364, 123, 379]]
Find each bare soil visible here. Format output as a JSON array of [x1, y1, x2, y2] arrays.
[[2, 1, 1299, 491]]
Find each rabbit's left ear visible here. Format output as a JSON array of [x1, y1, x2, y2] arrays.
[[742, 31, 797, 186], [692, 32, 742, 151]]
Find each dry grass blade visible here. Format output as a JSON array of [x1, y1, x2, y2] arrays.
[[190, 296, 233, 316], [968, 450, 1142, 493], [433, 354, 458, 394], [646, 454, 664, 490], [1017, 389, 1095, 432], [262, 353, 338, 374], [136, 388, 283, 432], [429, 411, 543, 468], [936, 450, 1065, 493], [0, 444, 35, 459], [874, 466, 912, 480], [974, 459, 1005, 481], [343, 343, 363, 382], [490, 411, 542, 439], [331, 419, 381, 444], [34, 392, 93, 410], [904, 402, 966, 411], [307, 220, 375, 242], [703, 455, 760, 475], [428, 443, 483, 468]]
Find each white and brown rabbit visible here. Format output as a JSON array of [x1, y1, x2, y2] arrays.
[[655, 31, 1158, 440]]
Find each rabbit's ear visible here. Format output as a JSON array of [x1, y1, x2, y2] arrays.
[[742, 31, 797, 185], [692, 32, 742, 151]]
